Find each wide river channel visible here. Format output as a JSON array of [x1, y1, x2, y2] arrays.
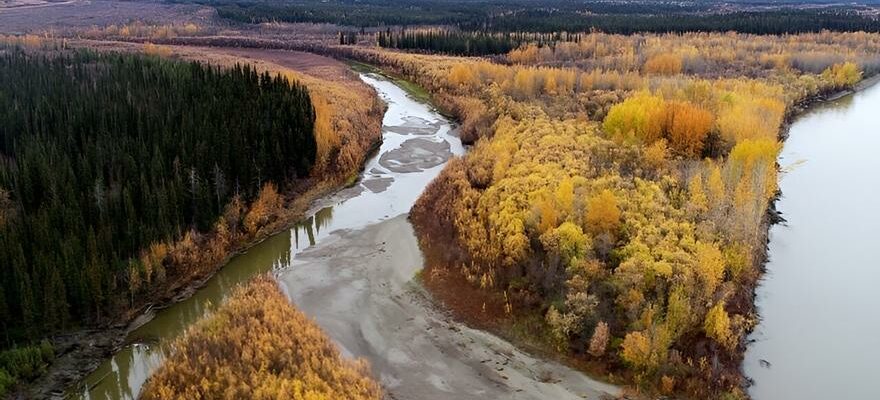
[[744, 81, 880, 399], [74, 73, 620, 400]]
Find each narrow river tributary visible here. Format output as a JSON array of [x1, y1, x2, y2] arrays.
[[75, 73, 620, 400], [744, 82, 880, 400]]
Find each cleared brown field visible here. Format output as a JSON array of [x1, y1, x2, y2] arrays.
[[0, 0, 214, 34], [212, 47, 356, 84]]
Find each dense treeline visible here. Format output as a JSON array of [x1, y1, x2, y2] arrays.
[[140, 276, 381, 400], [200, 0, 880, 35], [0, 49, 316, 344], [473, 9, 880, 35], [375, 29, 592, 56], [376, 29, 520, 56], [335, 31, 880, 398], [208, 0, 490, 27]]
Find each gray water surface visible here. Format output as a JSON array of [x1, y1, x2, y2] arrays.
[[744, 82, 880, 400]]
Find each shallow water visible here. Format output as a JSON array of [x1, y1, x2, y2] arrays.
[[744, 82, 880, 399], [73, 73, 464, 399]]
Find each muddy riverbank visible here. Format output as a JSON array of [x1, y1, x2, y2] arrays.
[[282, 215, 620, 400]]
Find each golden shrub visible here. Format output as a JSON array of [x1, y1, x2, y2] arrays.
[[141, 276, 382, 400]]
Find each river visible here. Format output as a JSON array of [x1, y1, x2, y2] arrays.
[[74, 73, 619, 400], [744, 81, 880, 399]]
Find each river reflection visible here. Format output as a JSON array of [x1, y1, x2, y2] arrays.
[[81, 211, 344, 399], [78, 229, 293, 400], [294, 206, 334, 249], [744, 82, 880, 400], [73, 72, 463, 399]]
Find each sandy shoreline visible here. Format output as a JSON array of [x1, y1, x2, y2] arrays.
[[279, 215, 621, 400]]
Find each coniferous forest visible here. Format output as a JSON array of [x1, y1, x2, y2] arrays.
[[0, 49, 316, 344], [376, 29, 522, 56], [208, 0, 880, 35]]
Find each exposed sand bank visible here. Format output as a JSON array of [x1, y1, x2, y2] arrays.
[[280, 215, 621, 400]]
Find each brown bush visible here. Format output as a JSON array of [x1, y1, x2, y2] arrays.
[[643, 53, 683, 75], [588, 321, 610, 358]]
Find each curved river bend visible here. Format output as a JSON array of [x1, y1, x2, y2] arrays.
[[744, 82, 880, 399], [75, 74, 619, 400]]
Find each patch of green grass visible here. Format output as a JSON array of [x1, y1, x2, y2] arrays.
[[394, 79, 431, 103], [346, 60, 379, 75], [509, 313, 558, 349], [345, 60, 432, 103], [343, 171, 360, 188], [0, 340, 54, 397], [0, 369, 13, 399]]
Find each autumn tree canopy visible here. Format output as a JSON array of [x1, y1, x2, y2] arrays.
[[140, 277, 382, 400], [392, 30, 876, 398]]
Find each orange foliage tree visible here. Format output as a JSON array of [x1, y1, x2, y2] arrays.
[[643, 53, 683, 75], [665, 101, 714, 157]]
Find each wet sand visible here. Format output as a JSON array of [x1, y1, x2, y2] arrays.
[[361, 177, 394, 194], [280, 215, 621, 400], [379, 138, 452, 173]]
